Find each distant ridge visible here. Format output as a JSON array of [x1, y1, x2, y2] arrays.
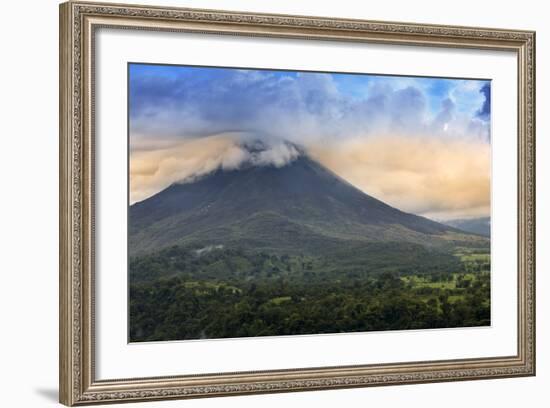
[[443, 217, 491, 237]]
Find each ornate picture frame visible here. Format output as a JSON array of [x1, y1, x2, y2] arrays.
[[59, 1, 535, 405]]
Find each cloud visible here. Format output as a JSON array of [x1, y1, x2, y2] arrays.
[[129, 65, 492, 218], [130, 135, 234, 203], [129, 135, 301, 204], [252, 143, 300, 167], [477, 82, 491, 120], [388, 86, 427, 132], [131, 133, 490, 220], [130, 65, 491, 145], [308, 135, 490, 220]]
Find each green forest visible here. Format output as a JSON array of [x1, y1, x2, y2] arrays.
[[129, 244, 490, 341]]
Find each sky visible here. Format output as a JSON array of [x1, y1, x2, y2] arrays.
[[129, 63, 491, 221]]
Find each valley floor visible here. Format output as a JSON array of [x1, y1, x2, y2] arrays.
[[129, 245, 490, 342]]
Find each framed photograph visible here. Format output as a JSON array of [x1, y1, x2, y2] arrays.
[[59, 1, 536, 405]]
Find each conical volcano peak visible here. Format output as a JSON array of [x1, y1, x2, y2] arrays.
[[129, 142, 486, 257]]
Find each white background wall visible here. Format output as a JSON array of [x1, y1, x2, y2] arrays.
[[0, 0, 546, 407]]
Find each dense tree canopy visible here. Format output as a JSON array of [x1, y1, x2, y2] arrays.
[[129, 245, 490, 342]]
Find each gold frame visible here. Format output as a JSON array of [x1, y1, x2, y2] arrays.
[[59, 1, 536, 405]]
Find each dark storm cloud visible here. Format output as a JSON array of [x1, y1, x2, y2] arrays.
[[477, 82, 491, 120]]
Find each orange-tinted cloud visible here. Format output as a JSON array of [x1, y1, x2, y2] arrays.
[[130, 133, 490, 221], [308, 135, 490, 220], [130, 134, 301, 204], [130, 135, 237, 203]]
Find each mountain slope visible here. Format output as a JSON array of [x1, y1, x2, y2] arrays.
[[129, 152, 487, 256]]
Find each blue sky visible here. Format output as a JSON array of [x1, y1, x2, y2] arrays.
[[129, 63, 490, 145], [128, 63, 491, 220]]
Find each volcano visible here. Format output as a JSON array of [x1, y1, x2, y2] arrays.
[[129, 147, 486, 256]]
